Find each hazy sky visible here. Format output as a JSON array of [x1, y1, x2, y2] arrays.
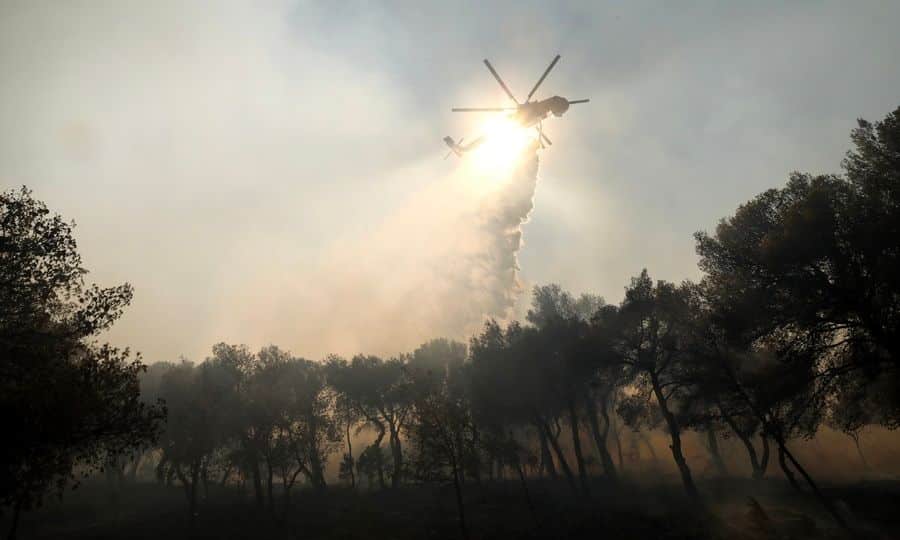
[[2, 1, 899, 363]]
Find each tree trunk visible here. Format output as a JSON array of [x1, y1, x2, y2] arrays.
[[585, 395, 617, 482], [536, 425, 557, 479], [176, 463, 200, 528], [649, 373, 700, 502], [346, 419, 356, 488], [720, 408, 762, 479], [250, 452, 264, 508], [471, 423, 482, 484], [567, 399, 591, 496], [281, 466, 303, 520], [7, 495, 23, 540], [308, 444, 326, 491], [850, 432, 870, 470], [515, 459, 540, 530], [758, 434, 770, 478], [389, 426, 403, 489], [189, 461, 200, 526], [200, 459, 209, 500], [450, 456, 469, 540], [778, 445, 803, 492], [779, 441, 849, 529], [594, 395, 620, 482], [155, 455, 168, 484], [373, 428, 387, 490], [265, 455, 275, 511], [705, 427, 728, 477], [539, 417, 577, 495], [719, 357, 850, 530]]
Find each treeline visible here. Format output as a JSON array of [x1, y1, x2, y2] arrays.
[[3, 106, 900, 537]]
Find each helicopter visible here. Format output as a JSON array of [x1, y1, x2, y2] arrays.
[[442, 135, 485, 159], [444, 54, 589, 156]]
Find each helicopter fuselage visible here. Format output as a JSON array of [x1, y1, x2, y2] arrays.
[[510, 96, 571, 127]]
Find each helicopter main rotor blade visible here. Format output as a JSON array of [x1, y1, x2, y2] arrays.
[[568, 99, 590, 104], [525, 54, 561, 103], [451, 107, 516, 112], [483, 59, 519, 105]]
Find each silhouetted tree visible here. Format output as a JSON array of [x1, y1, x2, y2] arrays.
[[612, 270, 702, 502], [690, 108, 900, 528], [526, 285, 596, 496], [406, 357, 474, 540], [696, 107, 900, 431], [325, 355, 412, 488], [0, 187, 163, 539]]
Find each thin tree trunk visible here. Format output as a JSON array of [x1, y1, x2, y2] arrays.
[[201, 460, 209, 500], [649, 373, 700, 502], [567, 399, 591, 496], [536, 425, 557, 479], [599, 396, 620, 481], [281, 466, 304, 520], [373, 428, 387, 489], [346, 419, 356, 488], [176, 463, 199, 528], [779, 441, 850, 530], [389, 426, 404, 489], [308, 443, 326, 491], [758, 433, 770, 478], [515, 459, 540, 530], [585, 395, 618, 481], [539, 417, 577, 495], [471, 423, 482, 484], [720, 407, 762, 479], [778, 445, 803, 492], [850, 432, 870, 470], [250, 451, 264, 508], [189, 462, 200, 526], [450, 457, 469, 540], [7, 495, 23, 540], [265, 455, 275, 511], [175, 466, 191, 508], [720, 357, 849, 530], [155, 455, 168, 484]]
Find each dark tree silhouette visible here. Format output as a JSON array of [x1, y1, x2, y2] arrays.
[[612, 270, 702, 502], [325, 355, 413, 489], [0, 187, 163, 539]]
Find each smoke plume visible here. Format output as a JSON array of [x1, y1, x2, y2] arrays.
[[242, 146, 543, 360], [434, 148, 541, 337]]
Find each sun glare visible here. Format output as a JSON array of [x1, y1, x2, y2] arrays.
[[467, 115, 536, 177]]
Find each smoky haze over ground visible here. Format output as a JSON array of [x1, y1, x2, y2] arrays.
[[2, 2, 900, 362]]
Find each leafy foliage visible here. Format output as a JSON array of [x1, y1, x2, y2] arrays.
[[0, 187, 163, 518]]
